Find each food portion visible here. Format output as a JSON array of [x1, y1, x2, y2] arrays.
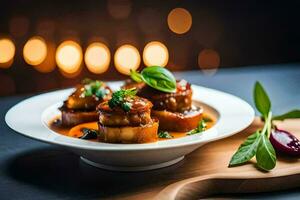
[[97, 88, 159, 143], [127, 66, 203, 132], [51, 67, 215, 144], [59, 79, 112, 126]]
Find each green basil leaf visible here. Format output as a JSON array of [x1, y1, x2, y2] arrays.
[[254, 82, 271, 117], [272, 109, 300, 121], [141, 66, 176, 93], [256, 134, 276, 171], [229, 131, 261, 166], [130, 69, 143, 82]]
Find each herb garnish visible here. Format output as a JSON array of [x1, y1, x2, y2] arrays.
[[80, 128, 98, 139], [82, 79, 108, 99], [187, 119, 207, 135], [108, 88, 137, 112], [229, 81, 300, 171], [130, 66, 176, 93], [158, 131, 173, 139]]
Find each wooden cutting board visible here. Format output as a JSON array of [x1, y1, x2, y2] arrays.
[[111, 118, 300, 200]]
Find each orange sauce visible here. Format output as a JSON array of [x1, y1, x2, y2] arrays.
[[50, 113, 215, 143]]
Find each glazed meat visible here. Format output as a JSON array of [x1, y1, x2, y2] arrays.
[[65, 84, 111, 110], [98, 96, 153, 127], [60, 82, 112, 126], [98, 119, 158, 143], [151, 106, 203, 132], [123, 79, 202, 132], [136, 80, 192, 112], [97, 89, 158, 143], [60, 108, 98, 127]]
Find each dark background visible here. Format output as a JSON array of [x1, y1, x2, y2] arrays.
[[0, 0, 300, 96]]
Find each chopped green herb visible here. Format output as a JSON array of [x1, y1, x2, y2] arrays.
[[187, 120, 207, 135], [158, 131, 173, 139], [82, 79, 108, 99], [108, 88, 137, 112]]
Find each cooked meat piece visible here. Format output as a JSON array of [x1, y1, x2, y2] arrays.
[[97, 96, 153, 127], [60, 107, 99, 127], [60, 81, 112, 126], [65, 84, 112, 110], [98, 119, 159, 143], [151, 106, 203, 132], [137, 80, 192, 112]]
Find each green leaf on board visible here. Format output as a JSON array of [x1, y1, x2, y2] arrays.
[[229, 131, 261, 166], [256, 134, 276, 171], [272, 110, 300, 121], [254, 81, 271, 117]]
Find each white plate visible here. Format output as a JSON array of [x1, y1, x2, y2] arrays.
[[5, 81, 254, 171]]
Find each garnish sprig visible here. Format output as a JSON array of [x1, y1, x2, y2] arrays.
[[187, 119, 207, 135], [130, 66, 176, 93], [108, 88, 137, 112], [229, 81, 300, 171], [81, 79, 108, 99], [158, 131, 173, 139]]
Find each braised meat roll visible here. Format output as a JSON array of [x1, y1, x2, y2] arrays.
[[60, 80, 112, 126], [123, 79, 202, 132], [97, 89, 158, 143]]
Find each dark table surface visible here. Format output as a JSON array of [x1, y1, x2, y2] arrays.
[[1, 64, 300, 200]]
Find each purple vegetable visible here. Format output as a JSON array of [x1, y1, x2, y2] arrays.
[[270, 127, 300, 156]]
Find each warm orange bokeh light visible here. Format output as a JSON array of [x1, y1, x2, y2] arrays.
[[23, 36, 47, 66], [143, 41, 169, 67], [0, 38, 15, 67], [56, 40, 82, 74], [198, 49, 220, 75], [34, 42, 56, 73], [114, 44, 140, 75], [167, 8, 192, 34], [84, 42, 110, 74]]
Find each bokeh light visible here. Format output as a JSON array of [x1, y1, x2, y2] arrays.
[[56, 40, 82, 74], [23, 36, 47, 66], [143, 41, 169, 67], [167, 8, 192, 34], [114, 44, 140, 75], [84, 42, 110, 74], [198, 49, 220, 75], [34, 42, 56, 73], [107, 0, 132, 20], [60, 67, 82, 78], [0, 38, 15, 68]]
